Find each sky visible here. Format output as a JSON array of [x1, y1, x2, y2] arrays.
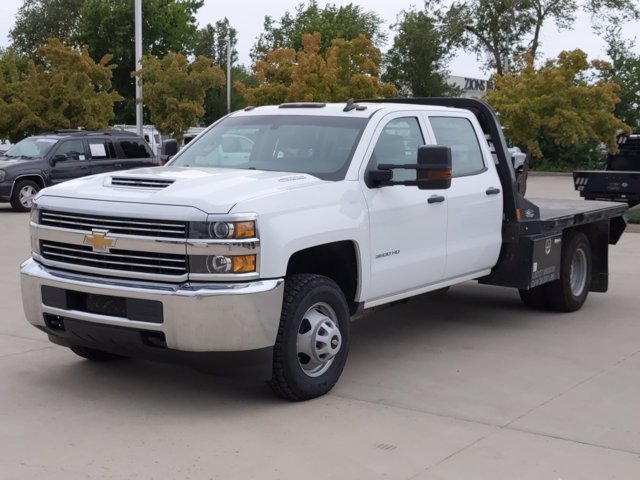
[[0, 0, 639, 79]]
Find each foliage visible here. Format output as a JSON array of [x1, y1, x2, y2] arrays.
[[486, 50, 627, 167], [138, 53, 224, 144], [201, 66, 255, 125], [251, 1, 386, 63], [77, 0, 203, 123], [192, 18, 238, 67], [0, 40, 121, 143], [383, 3, 462, 97], [598, 27, 640, 129], [192, 18, 250, 123], [9, 0, 86, 57], [238, 33, 396, 106], [452, 0, 640, 75]]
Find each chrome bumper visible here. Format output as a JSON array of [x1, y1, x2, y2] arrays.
[[20, 259, 284, 352]]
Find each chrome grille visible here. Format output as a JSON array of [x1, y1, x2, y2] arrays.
[[40, 210, 187, 238], [110, 177, 175, 189], [41, 240, 187, 276]]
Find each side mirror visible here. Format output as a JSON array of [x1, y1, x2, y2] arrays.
[[50, 154, 67, 166], [416, 145, 452, 190], [161, 139, 178, 157]]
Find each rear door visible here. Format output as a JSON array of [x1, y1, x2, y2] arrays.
[[361, 113, 448, 303], [425, 115, 503, 280], [87, 138, 120, 175]]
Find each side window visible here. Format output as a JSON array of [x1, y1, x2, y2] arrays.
[[87, 140, 114, 160], [53, 140, 85, 161], [429, 117, 486, 177], [120, 140, 152, 159], [371, 117, 424, 182]]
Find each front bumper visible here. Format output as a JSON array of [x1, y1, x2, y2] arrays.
[[0, 180, 13, 201], [20, 258, 284, 353]]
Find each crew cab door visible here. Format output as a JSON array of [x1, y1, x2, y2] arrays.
[[425, 115, 503, 279], [362, 114, 447, 302]]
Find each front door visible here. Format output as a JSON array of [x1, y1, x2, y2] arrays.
[[362, 114, 448, 302], [49, 139, 89, 184]]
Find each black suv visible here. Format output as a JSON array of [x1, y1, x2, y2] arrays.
[[0, 130, 157, 211]]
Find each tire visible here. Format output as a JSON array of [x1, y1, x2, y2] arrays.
[[544, 231, 591, 312], [269, 274, 350, 401], [518, 285, 548, 309], [10, 179, 40, 212], [69, 345, 125, 362]]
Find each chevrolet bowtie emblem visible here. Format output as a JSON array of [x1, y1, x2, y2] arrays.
[[84, 230, 116, 253]]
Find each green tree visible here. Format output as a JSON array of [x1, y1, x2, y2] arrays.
[[9, 0, 86, 57], [138, 53, 225, 144], [453, 0, 640, 75], [486, 50, 627, 168], [193, 18, 238, 67], [0, 40, 121, 142], [77, 0, 203, 123], [251, 1, 386, 63], [238, 33, 396, 106], [599, 26, 640, 129], [192, 18, 251, 123], [383, 4, 462, 97]]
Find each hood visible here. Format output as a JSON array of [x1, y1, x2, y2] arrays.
[[0, 157, 42, 168], [37, 166, 328, 214]]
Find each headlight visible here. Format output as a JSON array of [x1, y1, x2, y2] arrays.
[[189, 220, 256, 239], [189, 255, 256, 274], [0, 170, 5, 181]]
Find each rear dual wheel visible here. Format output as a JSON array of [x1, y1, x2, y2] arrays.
[[518, 231, 591, 312]]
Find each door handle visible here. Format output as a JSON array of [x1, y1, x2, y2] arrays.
[[428, 195, 446, 204], [114, 163, 123, 168], [486, 187, 501, 195]]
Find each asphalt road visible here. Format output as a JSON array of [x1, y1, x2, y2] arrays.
[[1, 175, 639, 479]]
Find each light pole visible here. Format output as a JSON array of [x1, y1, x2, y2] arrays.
[[226, 36, 231, 114], [134, 0, 143, 137]]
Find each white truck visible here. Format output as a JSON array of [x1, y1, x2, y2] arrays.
[[20, 99, 627, 400]]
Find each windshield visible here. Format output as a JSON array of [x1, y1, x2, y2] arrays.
[[4, 137, 58, 159], [169, 115, 367, 181]]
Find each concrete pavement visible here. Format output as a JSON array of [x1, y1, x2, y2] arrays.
[[1, 174, 639, 479]]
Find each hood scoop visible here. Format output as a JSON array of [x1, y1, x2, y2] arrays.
[[109, 176, 175, 189]]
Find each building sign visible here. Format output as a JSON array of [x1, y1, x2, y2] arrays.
[[447, 75, 494, 99]]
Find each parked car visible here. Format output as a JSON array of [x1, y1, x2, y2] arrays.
[[0, 130, 156, 212]]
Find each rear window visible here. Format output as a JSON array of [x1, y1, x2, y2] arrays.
[[119, 140, 151, 159]]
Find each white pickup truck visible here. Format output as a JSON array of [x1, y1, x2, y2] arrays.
[[20, 98, 627, 400]]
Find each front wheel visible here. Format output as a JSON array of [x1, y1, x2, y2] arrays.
[[544, 231, 592, 312], [10, 179, 40, 212], [269, 274, 350, 401]]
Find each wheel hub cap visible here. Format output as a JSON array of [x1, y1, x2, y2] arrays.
[[296, 302, 342, 377], [20, 186, 37, 209], [569, 248, 588, 297]]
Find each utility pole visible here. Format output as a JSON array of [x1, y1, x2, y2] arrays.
[[134, 0, 143, 136]]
